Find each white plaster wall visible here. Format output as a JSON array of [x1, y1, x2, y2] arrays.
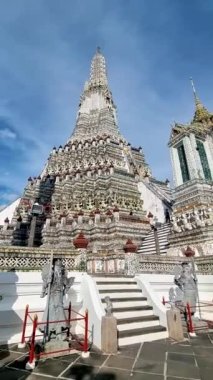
[[80, 274, 104, 349], [189, 134, 204, 178], [0, 271, 105, 349], [136, 275, 167, 328], [206, 134, 213, 164], [1, 271, 213, 347], [170, 147, 183, 187], [138, 182, 166, 223], [183, 136, 197, 180], [136, 274, 213, 322], [204, 138, 213, 179], [0, 271, 83, 344], [0, 198, 21, 226]]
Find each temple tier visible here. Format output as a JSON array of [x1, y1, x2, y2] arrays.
[[1, 49, 153, 253]]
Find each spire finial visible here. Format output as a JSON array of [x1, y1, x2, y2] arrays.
[[190, 77, 197, 97], [189, 77, 211, 122], [190, 77, 198, 101], [89, 47, 107, 86], [190, 77, 202, 108]]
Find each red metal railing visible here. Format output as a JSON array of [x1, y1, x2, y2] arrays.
[[20, 303, 89, 364], [28, 315, 38, 364], [186, 302, 194, 334], [162, 297, 213, 334]]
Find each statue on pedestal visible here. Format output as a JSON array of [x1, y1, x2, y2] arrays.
[[40, 258, 74, 341], [104, 296, 113, 316], [174, 262, 197, 314]]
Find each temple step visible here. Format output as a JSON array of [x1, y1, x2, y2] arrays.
[[94, 275, 168, 346], [137, 222, 171, 255]]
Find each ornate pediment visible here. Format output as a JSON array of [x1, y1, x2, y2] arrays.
[[168, 124, 186, 146]]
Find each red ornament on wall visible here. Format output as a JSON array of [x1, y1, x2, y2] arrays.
[[123, 239, 137, 253], [73, 232, 89, 249], [147, 212, 153, 218], [184, 246, 195, 257]]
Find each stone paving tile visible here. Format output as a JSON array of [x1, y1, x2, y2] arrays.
[[167, 352, 196, 365], [166, 343, 194, 354], [62, 363, 94, 379], [0, 367, 30, 380], [0, 350, 25, 368], [153, 339, 168, 345], [167, 360, 201, 379], [52, 352, 80, 363], [103, 355, 135, 370], [195, 355, 213, 369], [90, 347, 103, 354], [34, 357, 70, 377], [193, 346, 213, 357], [118, 343, 140, 358], [139, 342, 166, 362], [167, 378, 197, 380], [76, 352, 109, 367], [190, 334, 213, 347], [26, 375, 58, 380], [8, 354, 29, 370], [134, 358, 164, 374], [96, 367, 163, 380], [199, 367, 213, 380]]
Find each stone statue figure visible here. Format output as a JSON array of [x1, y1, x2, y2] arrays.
[[40, 258, 74, 340], [181, 214, 192, 231], [168, 287, 183, 308], [104, 296, 113, 316], [174, 262, 197, 314]]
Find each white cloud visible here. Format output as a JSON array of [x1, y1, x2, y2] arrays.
[[0, 128, 17, 140]]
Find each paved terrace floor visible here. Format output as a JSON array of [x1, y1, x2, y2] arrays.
[[0, 333, 213, 380]]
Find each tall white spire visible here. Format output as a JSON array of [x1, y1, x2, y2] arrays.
[[89, 47, 108, 87], [70, 48, 121, 141]]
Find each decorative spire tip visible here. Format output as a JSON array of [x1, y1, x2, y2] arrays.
[[190, 77, 197, 97]]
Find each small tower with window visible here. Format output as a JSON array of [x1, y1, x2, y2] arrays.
[[168, 80, 213, 256], [169, 80, 212, 186]]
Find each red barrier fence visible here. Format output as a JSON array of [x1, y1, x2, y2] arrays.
[[20, 303, 89, 365], [162, 297, 213, 334]]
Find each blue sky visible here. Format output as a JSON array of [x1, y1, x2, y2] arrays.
[[0, 0, 213, 207]]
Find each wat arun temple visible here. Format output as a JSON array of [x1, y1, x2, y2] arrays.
[[1, 48, 213, 353], [0, 48, 213, 260]]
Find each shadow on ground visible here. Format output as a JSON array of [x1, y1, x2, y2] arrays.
[[1, 333, 213, 379]]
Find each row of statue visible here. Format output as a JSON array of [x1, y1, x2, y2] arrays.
[[171, 207, 213, 232]]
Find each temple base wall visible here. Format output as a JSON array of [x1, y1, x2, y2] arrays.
[[1, 270, 213, 346]]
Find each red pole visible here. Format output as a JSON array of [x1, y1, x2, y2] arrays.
[[29, 315, 38, 364], [84, 309, 88, 353], [162, 297, 165, 306], [67, 302, 71, 339], [186, 303, 194, 334], [21, 304, 29, 344]]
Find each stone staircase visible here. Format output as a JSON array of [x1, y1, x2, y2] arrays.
[[94, 275, 167, 347], [137, 222, 171, 255]]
